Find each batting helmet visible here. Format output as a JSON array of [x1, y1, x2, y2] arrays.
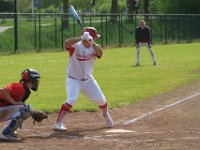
[[21, 69, 41, 91], [82, 27, 100, 41]]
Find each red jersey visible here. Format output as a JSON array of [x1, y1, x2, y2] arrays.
[[0, 82, 31, 107]]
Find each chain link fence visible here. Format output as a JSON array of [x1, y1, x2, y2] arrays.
[[0, 13, 200, 54]]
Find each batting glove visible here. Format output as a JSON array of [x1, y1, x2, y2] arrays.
[[81, 32, 90, 40], [87, 35, 95, 45]]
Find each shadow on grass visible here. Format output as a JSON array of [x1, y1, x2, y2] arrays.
[[131, 64, 158, 68]]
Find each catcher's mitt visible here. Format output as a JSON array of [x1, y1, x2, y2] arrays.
[[31, 110, 48, 124]]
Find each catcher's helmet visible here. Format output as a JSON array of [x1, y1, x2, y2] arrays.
[[82, 27, 100, 41], [21, 69, 41, 91]]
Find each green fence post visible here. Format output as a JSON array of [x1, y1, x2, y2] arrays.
[[183, 15, 186, 42], [172, 15, 174, 42], [118, 14, 121, 47], [90, 14, 92, 26], [34, 15, 37, 49], [160, 15, 163, 43], [164, 15, 167, 43], [38, 14, 41, 51], [55, 15, 57, 48], [73, 17, 75, 37], [61, 14, 64, 50], [101, 15, 103, 47], [150, 15, 153, 43], [105, 14, 108, 46], [189, 16, 193, 42], [134, 14, 137, 28], [178, 15, 180, 43], [121, 13, 123, 44], [14, 0, 18, 53], [82, 14, 84, 27], [134, 14, 137, 44]]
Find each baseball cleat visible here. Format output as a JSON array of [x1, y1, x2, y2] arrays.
[[11, 130, 19, 138], [53, 122, 67, 131], [153, 62, 157, 65], [0, 133, 21, 141], [104, 114, 114, 128]]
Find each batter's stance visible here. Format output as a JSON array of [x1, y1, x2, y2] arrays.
[[135, 20, 157, 66], [0, 69, 40, 141], [53, 27, 114, 131]]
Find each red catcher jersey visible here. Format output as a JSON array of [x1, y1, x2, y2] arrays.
[[0, 82, 31, 107]]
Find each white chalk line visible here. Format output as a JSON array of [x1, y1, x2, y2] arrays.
[[124, 92, 200, 125], [83, 134, 200, 144], [83, 136, 132, 143]]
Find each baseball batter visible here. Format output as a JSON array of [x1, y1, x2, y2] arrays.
[[0, 69, 41, 141], [53, 27, 114, 131], [135, 19, 157, 66]]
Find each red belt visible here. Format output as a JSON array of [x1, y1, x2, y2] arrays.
[[68, 76, 88, 81]]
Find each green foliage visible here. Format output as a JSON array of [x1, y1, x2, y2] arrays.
[[69, 0, 126, 13], [97, 2, 111, 13], [118, 0, 127, 13], [42, 0, 62, 8], [10, 0, 200, 14], [15, 0, 127, 13], [152, 0, 200, 14], [17, 0, 32, 13], [0, 0, 13, 12], [0, 43, 199, 112]]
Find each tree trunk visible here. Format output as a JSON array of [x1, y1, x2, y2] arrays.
[[110, 0, 118, 23], [63, 0, 69, 29], [127, 0, 136, 22], [144, 0, 149, 19]]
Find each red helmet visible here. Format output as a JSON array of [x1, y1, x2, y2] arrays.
[[82, 27, 100, 41]]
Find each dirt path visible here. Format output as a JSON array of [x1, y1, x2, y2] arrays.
[[0, 80, 200, 150], [0, 26, 12, 33]]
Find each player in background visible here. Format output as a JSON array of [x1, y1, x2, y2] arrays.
[[53, 27, 114, 131], [135, 19, 157, 66], [0, 69, 40, 141]]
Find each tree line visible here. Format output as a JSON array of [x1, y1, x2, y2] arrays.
[[1, 0, 200, 14], [1, 0, 199, 29]]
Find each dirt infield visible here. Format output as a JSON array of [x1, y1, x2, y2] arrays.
[[0, 80, 200, 150]]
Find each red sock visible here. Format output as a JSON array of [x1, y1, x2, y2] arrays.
[[99, 103, 108, 116], [56, 103, 72, 123]]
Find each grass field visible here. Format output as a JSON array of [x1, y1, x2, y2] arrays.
[[0, 43, 199, 112]]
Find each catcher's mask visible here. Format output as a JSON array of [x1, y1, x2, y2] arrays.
[[81, 27, 100, 41], [21, 69, 41, 91]]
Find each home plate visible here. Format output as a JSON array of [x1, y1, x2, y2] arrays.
[[106, 129, 136, 133]]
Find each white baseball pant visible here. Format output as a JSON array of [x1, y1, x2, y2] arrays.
[[136, 42, 157, 65], [65, 77, 106, 106]]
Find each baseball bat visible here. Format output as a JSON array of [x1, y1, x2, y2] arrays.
[[69, 5, 84, 30]]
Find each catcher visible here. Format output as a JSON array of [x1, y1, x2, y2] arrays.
[[0, 69, 47, 141]]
